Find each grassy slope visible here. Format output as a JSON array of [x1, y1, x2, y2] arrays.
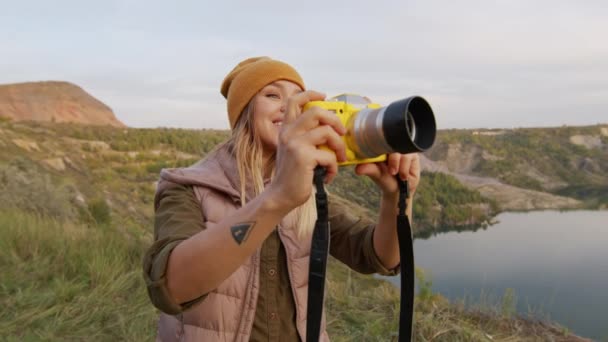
[[0, 211, 157, 341], [0, 120, 596, 340], [2, 120, 494, 233], [0, 210, 587, 341], [431, 126, 608, 206]]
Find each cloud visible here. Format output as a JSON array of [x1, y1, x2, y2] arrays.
[[1, 0, 606, 129]]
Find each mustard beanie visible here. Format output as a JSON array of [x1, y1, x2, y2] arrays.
[[221, 56, 305, 129]]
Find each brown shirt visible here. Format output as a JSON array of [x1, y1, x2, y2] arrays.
[[143, 183, 399, 341]]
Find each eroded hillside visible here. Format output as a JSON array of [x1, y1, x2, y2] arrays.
[[0, 81, 125, 127]]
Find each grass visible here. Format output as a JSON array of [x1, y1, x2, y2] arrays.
[[0, 210, 157, 341], [0, 120, 501, 234], [1, 209, 590, 341], [326, 263, 590, 341], [0, 120, 600, 341]]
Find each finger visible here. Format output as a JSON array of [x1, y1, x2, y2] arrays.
[[379, 162, 391, 175], [284, 90, 326, 125], [355, 163, 382, 180], [291, 106, 346, 136], [311, 149, 339, 183], [399, 154, 413, 181], [300, 125, 347, 162], [387, 153, 401, 175], [411, 153, 421, 176]]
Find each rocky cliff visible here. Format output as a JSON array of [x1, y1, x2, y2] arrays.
[[0, 81, 125, 127], [423, 125, 608, 211]]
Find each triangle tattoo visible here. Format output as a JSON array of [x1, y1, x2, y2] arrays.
[[230, 222, 256, 245]]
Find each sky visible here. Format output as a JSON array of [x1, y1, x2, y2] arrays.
[[1, 0, 607, 130]]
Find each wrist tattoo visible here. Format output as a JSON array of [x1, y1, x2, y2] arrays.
[[230, 222, 256, 245]]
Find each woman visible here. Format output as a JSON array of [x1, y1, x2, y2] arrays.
[[143, 56, 420, 341]]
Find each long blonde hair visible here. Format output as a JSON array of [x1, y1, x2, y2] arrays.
[[226, 100, 317, 239]]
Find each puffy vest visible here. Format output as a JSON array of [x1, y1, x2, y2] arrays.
[[155, 144, 329, 341]]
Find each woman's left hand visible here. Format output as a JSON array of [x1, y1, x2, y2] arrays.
[[354, 153, 421, 198]]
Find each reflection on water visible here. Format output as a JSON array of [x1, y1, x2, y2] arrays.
[[403, 211, 608, 340]]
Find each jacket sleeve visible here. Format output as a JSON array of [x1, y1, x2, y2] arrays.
[[328, 193, 400, 276], [142, 182, 208, 315]]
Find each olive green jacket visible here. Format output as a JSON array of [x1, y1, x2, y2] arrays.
[[143, 143, 398, 341]]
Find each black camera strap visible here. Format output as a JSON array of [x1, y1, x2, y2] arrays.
[[306, 166, 331, 342], [397, 175, 415, 342], [306, 166, 415, 342]]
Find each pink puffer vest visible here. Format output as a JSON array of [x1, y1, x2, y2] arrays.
[[155, 144, 329, 341]]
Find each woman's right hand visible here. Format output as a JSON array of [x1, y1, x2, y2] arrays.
[[268, 90, 348, 211]]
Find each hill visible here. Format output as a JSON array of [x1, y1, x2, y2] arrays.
[[0, 120, 594, 340], [0, 119, 498, 237], [426, 126, 608, 210], [331, 124, 607, 236], [0, 81, 125, 127], [2, 120, 605, 236]]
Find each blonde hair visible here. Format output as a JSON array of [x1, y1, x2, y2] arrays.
[[226, 100, 317, 239]]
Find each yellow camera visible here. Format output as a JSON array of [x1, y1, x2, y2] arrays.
[[303, 94, 437, 166]]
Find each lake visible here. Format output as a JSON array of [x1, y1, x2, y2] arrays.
[[387, 210, 608, 341]]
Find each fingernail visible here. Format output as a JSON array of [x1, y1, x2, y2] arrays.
[[391, 167, 397, 175]]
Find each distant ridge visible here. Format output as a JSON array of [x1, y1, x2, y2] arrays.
[[0, 81, 125, 127]]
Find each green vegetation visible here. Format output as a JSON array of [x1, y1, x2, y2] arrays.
[[326, 259, 581, 341], [432, 125, 608, 208], [0, 209, 582, 341], [0, 210, 157, 341], [88, 198, 112, 225], [555, 185, 608, 209], [58, 122, 229, 155], [0, 121, 497, 233], [0, 157, 78, 221], [414, 172, 497, 229], [330, 167, 497, 236], [0, 120, 596, 341]]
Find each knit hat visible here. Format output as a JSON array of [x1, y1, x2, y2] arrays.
[[220, 56, 305, 129]]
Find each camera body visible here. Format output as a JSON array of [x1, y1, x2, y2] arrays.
[[303, 94, 436, 166], [304, 94, 386, 166]]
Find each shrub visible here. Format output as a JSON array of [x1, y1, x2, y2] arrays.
[[88, 199, 111, 225]]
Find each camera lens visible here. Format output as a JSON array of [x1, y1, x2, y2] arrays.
[[349, 96, 436, 158], [406, 111, 416, 141]]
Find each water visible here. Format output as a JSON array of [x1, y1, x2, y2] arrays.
[[391, 210, 608, 341]]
